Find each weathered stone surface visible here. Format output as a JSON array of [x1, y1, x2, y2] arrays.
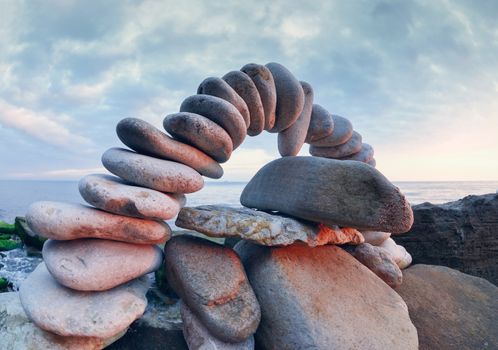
[[265, 62, 304, 132], [393, 193, 498, 285], [0, 292, 125, 350], [26, 201, 170, 244], [305, 104, 334, 143], [164, 235, 260, 343], [235, 242, 418, 350], [79, 174, 183, 220], [102, 147, 204, 194], [181, 301, 255, 350], [310, 114, 352, 147], [340, 143, 374, 163], [349, 243, 402, 288], [278, 81, 314, 157], [310, 131, 362, 158], [362, 231, 391, 246], [164, 112, 233, 163], [43, 239, 163, 291], [222, 70, 264, 136], [240, 63, 276, 131], [19, 263, 149, 338], [116, 118, 223, 179], [197, 77, 250, 127], [396, 264, 498, 350], [180, 95, 246, 148], [241, 157, 414, 234]]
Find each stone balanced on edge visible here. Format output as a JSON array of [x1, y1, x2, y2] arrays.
[[18, 62, 418, 349]]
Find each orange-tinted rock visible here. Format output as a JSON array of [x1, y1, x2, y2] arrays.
[[310, 131, 362, 158], [305, 104, 334, 143]]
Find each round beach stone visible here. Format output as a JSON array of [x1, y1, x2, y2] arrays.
[[43, 239, 163, 291], [309, 131, 362, 158], [278, 81, 314, 157], [310, 114, 353, 147], [241, 157, 414, 234], [265, 62, 305, 132], [164, 112, 233, 163], [240, 63, 276, 131], [340, 143, 374, 163], [26, 201, 171, 244], [19, 263, 149, 338], [197, 77, 250, 127], [305, 104, 335, 143], [116, 117, 223, 179], [397, 245, 413, 269], [378, 238, 404, 264], [102, 147, 204, 194], [368, 158, 377, 167], [180, 95, 246, 148], [79, 174, 183, 220], [362, 231, 391, 246], [222, 70, 265, 136]]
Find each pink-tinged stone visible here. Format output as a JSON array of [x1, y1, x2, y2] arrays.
[[379, 238, 404, 264], [362, 231, 391, 246], [397, 245, 413, 269], [305, 104, 334, 143], [310, 114, 353, 147], [309, 131, 362, 158], [340, 143, 374, 163]]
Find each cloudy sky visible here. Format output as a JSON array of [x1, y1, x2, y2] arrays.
[[0, 0, 497, 181]]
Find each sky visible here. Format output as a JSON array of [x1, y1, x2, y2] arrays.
[[0, 0, 497, 181]]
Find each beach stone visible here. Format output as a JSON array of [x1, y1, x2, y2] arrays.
[[181, 301, 255, 350], [265, 62, 305, 132], [222, 70, 265, 136], [340, 143, 374, 163], [349, 243, 403, 288], [102, 147, 204, 194], [378, 238, 404, 264], [19, 263, 149, 338], [240, 63, 276, 131], [310, 131, 362, 158], [180, 95, 246, 148], [396, 264, 498, 349], [164, 112, 233, 163], [79, 174, 183, 220], [197, 77, 250, 127], [0, 292, 125, 350], [163, 235, 260, 343], [368, 158, 377, 167], [43, 239, 163, 291], [310, 114, 353, 147], [278, 81, 314, 157], [241, 157, 414, 234], [175, 205, 364, 247], [26, 201, 171, 244], [234, 242, 418, 349], [397, 245, 413, 269], [305, 104, 335, 143], [362, 230, 391, 246]]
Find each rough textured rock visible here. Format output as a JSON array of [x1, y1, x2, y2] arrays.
[[265, 62, 304, 132], [102, 147, 204, 194], [278, 81, 314, 157], [310, 114, 352, 147], [26, 201, 171, 244], [116, 118, 223, 179], [180, 95, 246, 148], [393, 193, 498, 285], [181, 301, 255, 350], [396, 264, 498, 350], [310, 131, 362, 158], [235, 242, 418, 350], [241, 157, 414, 234], [164, 235, 260, 343], [340, 143, 374, 163], [0, 292, 125, 350], [176, 205, 364, 246], [362, 230, 391, 246], [305, 104, 334, 143], [79, 174, 183, 220], [164, 112, 233, 163], [19, 263, 149, 338], [43, 239, 163, 291]]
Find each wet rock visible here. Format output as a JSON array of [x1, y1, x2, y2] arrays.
[[309, 114, 352, 147], [305, 104, 334, 143], [310, 131, 362, 158]]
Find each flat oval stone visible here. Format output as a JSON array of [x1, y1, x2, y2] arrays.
[[164, 112, 233, 163], [310, 114, 353, 147], [265, 62, 305, 132], [43, 239, 163, 291], [164, 235, 261, 343], [222, 71, 265, 136], [102, 147, 204, 194], [19, 263, 149, 338], [26, 201, 171, 244], [278, 81, 314, 157], [305, 104, 335, 143], [79, 174, 182, 220], [340, 143, 374, 163], [368, 158, 377, 167], [116, 118, 223, 179], [240, 63, 276, 131], [197, 77, 250, 127], [240, 157, 414, 234], [180, 95, 246, 149], [309, 131, 362, 158], [378, 238, 404, 264], [362, 231, 391, 246], [397, 245, 413, 269]]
